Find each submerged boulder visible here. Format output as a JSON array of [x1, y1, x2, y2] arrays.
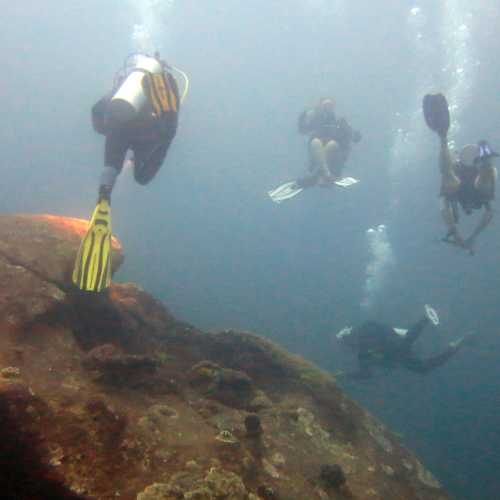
[[0, 213, 452, 500]]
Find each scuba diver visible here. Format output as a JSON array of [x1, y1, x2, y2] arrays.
[[73, 53, 187, 292], [336, 305, 475, 380], [423, 93, 498, 255], [269, 98, 362, 203]]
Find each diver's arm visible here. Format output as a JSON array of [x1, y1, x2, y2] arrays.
[[439, 136, 455, 178], [465, 205, 493, 251], [298, 109, 317, 134], [91, 94, 113, 135], [344, 362, 373, 380], [352, 129, 362, 143], [338, 117, 361, 144]]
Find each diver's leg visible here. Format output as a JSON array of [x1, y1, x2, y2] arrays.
[[439, 138, 460, 194], [101, 133, 129, 201], [296, 172, 320, 188], [133, 143, 162, 185], [134, 138, 173, 185], [404, 317, 429, 346], [441, 198, 466, 246], [309, 138, 330, 180], [403, 347, 459, 375], [133, 118, 176, 185], [324, 140, 346, 178]]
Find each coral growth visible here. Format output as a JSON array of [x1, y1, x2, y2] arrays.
[[0, 214, 451, 500]]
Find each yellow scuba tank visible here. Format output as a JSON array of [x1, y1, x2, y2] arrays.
[[108, 55, 163, 128]]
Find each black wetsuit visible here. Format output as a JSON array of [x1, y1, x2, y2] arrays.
[[346, 318, 459, 379], [92, 71, 179, 185], [297, 109, 361, 187], [445, 163, 493, 218]]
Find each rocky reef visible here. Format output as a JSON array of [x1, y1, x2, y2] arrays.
[[0, 214, 450, 500]]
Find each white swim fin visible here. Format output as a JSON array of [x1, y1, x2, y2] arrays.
[[424, 304, 440, 326], [268, 181, 304, 203], [334, 176, 360, 188]]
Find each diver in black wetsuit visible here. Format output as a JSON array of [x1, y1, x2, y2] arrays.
[[336, 305, 473, 380], [92, 53, 180, 202]]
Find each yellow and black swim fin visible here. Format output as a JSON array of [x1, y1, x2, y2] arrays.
[[72, 199, 112, 292]]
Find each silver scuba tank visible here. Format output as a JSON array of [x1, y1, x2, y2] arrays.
[[107, 55, 163, 128]]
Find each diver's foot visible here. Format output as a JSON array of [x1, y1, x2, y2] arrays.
[[449, 337, 464, 350], [318, 175, 337, 187], [98, 185, 112, 203], [424, 304, 439, 326], [449, 333, 477, 350]]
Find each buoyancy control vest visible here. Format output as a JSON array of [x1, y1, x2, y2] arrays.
[[451, 164, 490, 213], [107, 55, 178, 129]]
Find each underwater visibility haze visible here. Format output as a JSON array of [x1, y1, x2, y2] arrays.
[[2, 1, 500, 498]]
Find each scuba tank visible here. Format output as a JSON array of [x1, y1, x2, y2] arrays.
[[107, 55, 163, 128]]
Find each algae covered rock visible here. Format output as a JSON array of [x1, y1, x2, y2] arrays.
[[188, 360, 258, 410], [83, 343, 157, 384], [137, 468, 249, 500], [0, 214, 123, 288], [0, 212, 452, 500]]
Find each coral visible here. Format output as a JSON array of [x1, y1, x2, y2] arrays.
[[0, 382, 87, 500], [189, 361, 257, 409], [1, 366, 20, 378], [137, 468, 249, 500], [83, 343, 157, 385], [244, 414, 263, 438], [136, 482, 173, 500], [0, 214, 452, 500], [215, 429, 239, 444], [205, 468, 248, 498], [257, 485, 278, 499], [320, 464, 347, 489]]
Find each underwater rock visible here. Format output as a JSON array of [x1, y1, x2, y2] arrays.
[[0, 252, 66, 326], [83, 343, 157, 384], [244, 414, 263, 438], [256, 485, 278, 499], [188, 360, 257, 410], [136, 482, 172, 500], [0, 213, 452, 499], [137, 468, 249, 500], [247, 390, 272, 412], [319, 463, 346, 489], [0, 214, 123, 289], [1, 366, 20, 378], [205, 467, 248, 498], [0, 381, 88, 500], [416, 459, 441, 489]]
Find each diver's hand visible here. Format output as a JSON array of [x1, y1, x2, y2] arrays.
[[443, 229, 474, 255], [449, 228, 466, 248], [456, 237, 474, 255], [463, 236, 476, 256]]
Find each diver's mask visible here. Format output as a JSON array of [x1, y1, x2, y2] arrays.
[[474, 140, 499, 167]]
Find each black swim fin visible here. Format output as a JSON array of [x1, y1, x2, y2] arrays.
[[423, 93, 450, 138]]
